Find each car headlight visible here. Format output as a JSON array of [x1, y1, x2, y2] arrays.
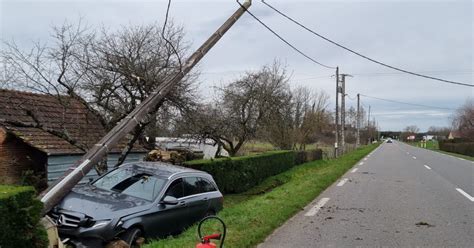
[[91, 220, 111, 229]]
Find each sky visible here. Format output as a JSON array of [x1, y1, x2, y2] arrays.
[[1, 0, 472, 131]]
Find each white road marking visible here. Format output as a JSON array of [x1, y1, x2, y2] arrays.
[[305, 198, 330, 216], [458, 158, 466, 161], [456, 188, 474, 202], [363, 158, 368, 161], [359, 162, 364, 165], [406, 152, 410, 155], [424, 165, 431, 170], [412, 156, 417, 159], [351, 168, 358, 173], [337, 178, 349, 187]]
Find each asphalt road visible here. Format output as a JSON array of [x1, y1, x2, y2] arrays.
[[259, 141, 474, 247]]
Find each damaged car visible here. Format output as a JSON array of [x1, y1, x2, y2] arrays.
[[48, 162, 223, 247]]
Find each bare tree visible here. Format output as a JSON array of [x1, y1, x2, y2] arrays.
[[289, 87, 330, 150], [78, 22, 197, 160], [401, 125, 419, 141], [452, 98, 474, 140], [1, 20, 197, 171], [181, 62, 289, 156], [427, 126, 450, 138]]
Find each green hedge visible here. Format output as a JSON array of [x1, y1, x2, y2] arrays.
[[294, 149, 323, 165], [185, 151, 296, 193], [0, 185, 48, 248], [439, 141, 474, 157], [185, 150, 323, 194]]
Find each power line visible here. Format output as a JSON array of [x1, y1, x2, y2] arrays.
[[162, 0, 183, 71], [359, 93, 456, 111], [236, 0, 335, 70], [261, 0, 473, 88]]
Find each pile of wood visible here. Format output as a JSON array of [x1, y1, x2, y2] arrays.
[[143, 148, 203, 165]]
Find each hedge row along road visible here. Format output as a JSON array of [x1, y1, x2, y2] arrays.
[[184, 149, 322, 194], [146, 144, 379, 248]]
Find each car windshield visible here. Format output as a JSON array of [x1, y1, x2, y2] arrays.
[[93, 167, 167, 201]]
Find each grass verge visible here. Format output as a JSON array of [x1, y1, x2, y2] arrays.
[[406, 141, 473, 161], [428, 149, 474, 161], [145, 144, 378, 248]]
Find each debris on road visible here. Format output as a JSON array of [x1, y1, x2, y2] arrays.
[[415, 221, 435, 227]]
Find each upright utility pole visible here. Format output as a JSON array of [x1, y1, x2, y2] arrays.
[[339, 74, 352, 154], [39, 0, 253, 214], [340, 75, 346, 154], [334, 67, 339, 157], [367, 105, 371, 144], [356, 93, 360, 147]]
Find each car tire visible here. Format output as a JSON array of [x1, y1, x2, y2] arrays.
[[120, 227, 143, 248]]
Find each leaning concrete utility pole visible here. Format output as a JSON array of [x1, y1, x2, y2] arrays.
[[334, 67, 339, 157], [356, 93, 360, 147], [39, 0, 253, 214]]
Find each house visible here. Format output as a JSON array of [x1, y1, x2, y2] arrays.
[[423, 135, 434, 141], [0, 89, 147, 190], [448, 130, 461, 140]]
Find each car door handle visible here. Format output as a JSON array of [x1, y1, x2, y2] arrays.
[[178, 201, 187, 207], [203, 197, 209, 201]]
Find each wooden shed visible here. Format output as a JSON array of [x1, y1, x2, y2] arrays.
[[0, 89, 147, 191]]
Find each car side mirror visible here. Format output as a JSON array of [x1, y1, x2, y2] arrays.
[[160, 196, 178, 205]]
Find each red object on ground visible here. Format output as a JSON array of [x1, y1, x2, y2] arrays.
[[196, 234, 221, 248]]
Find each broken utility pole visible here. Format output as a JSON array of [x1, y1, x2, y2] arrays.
[[39, 0, 253, 214]]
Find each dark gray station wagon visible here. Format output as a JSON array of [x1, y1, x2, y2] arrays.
[[48, 162, 224, 247]]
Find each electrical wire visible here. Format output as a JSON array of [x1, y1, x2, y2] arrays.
[[236, 0, 336, 70], [162, 0, 183, 71], [261, 0, 473, 87], [359, 93, 456, 111]]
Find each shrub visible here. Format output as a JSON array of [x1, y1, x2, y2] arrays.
[[439, 141, 474, 157], [0, 185, 48, 248], [184, 151, 296, 193]]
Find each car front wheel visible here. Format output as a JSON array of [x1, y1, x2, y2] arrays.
[[120, 227, 143, 247]]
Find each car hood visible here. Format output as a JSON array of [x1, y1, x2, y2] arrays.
[[56, 185, 152, 220]]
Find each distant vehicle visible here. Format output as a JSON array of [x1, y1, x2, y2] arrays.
[[387, 139, 393, 143], [48, 162, 223, 247]]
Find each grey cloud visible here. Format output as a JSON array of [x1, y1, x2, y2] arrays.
[[1, 0, 472, 132]]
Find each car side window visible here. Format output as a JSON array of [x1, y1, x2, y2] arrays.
[[183, 177, 202, 197], [165, 178, 184, 198], [198, 178, 217, 192]]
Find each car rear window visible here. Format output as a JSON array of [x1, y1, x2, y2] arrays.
[[199, 178, 217, 192], [183, 177, 201, 196]]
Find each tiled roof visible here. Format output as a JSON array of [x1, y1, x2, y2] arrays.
[[0, 89, 146, 155]]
